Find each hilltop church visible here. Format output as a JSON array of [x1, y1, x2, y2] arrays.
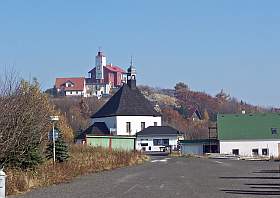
[[54, 50, 127, 98]]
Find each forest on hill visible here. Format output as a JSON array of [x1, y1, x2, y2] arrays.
[[50, 82, 273, 139], [139, 82, 268, 139]]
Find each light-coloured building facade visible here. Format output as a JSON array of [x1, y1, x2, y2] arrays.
[[116, 116, 162, 135], [65, 90, 85, 96], [136, 136, 179, 152], [220, 139, 280, 157], [84, 83, 111, 98], [55, 77, 87, 97], [218, 113, 280, 158], [92, 116, 162, 136]]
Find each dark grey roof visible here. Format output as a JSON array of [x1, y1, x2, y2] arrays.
[[136, 126, 181, 136], [179, 139, 219, 145], [77, 122, 110, 139], [187, 107, 202, 120], [91, 84, 161, 118]]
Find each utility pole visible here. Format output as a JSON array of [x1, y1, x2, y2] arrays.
[[50, 116, 59, 167]]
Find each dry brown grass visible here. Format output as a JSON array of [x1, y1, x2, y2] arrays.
[[169, 151, 182, 157], [6, 145, 146, 195]]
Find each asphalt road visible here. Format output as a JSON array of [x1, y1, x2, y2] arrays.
[[12, 155, 280, 198]]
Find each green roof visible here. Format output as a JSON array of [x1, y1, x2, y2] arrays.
[[218, 113, 280, 140]]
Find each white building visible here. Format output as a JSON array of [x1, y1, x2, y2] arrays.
[[136, 126, 182, 152], [84, 81, 111, 98], [55, 77, 87, 97], [218, 113, 280, 158]]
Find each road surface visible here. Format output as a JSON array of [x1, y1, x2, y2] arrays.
[[12, 155, 280, 198]]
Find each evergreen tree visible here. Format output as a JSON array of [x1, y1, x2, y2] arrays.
[[45, 131, 69, 163], [7, 145, 43, 169]]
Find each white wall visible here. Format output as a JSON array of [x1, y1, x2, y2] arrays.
[[136, 136, 178, 152], [65, 90, 84, 96], [85, 84, 111, 98], [220, 140, 280, 157], [95, 54, 106, 79], [116, 116, 162, 136]]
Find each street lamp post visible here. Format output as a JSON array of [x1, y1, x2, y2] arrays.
[[50, 116, 59, 166]]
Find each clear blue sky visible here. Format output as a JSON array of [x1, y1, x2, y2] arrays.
[[0, 0, 280, 107]]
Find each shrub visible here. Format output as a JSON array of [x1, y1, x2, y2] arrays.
[[6, 145, 145, 195]]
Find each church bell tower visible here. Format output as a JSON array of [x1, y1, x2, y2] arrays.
[[95, 50, 106, 81], [127, 57, 136, 89]]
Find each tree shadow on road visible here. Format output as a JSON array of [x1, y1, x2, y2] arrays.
[[250, 186, 280, 190], [220, 176, 280, 179], [221, 189, 280, 195], [245, 183, 280, 186], [253, 170, 280, 174], [220, 169, 280, 196]]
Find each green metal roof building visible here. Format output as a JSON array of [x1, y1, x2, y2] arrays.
[[218, 113, 280, 157]]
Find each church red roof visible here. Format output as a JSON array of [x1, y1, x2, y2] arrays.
[[55, 77, 85, 91], [88, 65, 126, 74], [105, 65, 126, 73]]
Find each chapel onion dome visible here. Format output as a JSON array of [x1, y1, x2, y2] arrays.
[[127, 65, 136, 75], [127, 57, 137, 89]]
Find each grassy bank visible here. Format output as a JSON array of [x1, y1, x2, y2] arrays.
[[6, 145, 146, 195]]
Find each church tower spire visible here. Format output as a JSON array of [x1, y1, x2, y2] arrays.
[[127, 56, 136, 89]]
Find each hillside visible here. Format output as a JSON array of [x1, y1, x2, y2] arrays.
[[138, 82, 269, 139], [139, 82, 266, 121]]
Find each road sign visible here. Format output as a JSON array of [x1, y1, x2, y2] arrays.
[[48, 129, 59, 141]]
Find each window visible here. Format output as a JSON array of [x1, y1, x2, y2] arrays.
[[126, 122, 131, 134], [153, 139, 161, 146], [162, 139, 169, 146], [271, 128, 278, 134], [252, 149, 259, 156], [76, 91, 79, 94], [232, 149, 239, 155], [153, 139, 169, 146], [141, 143, 148, 147], [154, 122, 158, 126], [141, 122, 145, 130], [262, 148, 269, 156], [141, 139, 148, 141], [70, 91, 72, 94], [66, 83, 72, 87]]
